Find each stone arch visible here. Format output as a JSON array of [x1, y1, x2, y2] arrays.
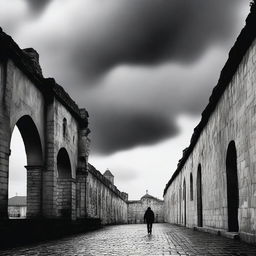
[[197, 164, 203, 227], [57, 147, 72, 218], [183, 178, 186, 226], [226, 141, 239, 232], [15, 115, 43, 166], [57, 148, 72, 179], [10, 115, 43, 218], [190, 173, 193, 201]]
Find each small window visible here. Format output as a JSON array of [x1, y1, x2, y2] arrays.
[[190, 173, 193, 201], [63, 118, 67, 137]]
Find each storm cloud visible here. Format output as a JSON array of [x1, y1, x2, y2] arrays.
[[25, 0, 51, 12], [69, 0, 244, 78], [91, 110, 178, 154], [14, 0, 246, 79], [0, 0, 250, 155], [77, 48, 226, 154]]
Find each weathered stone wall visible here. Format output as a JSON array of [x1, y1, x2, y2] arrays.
[[46, 98, 80, 219], [86, 165, 128, 224], [164, 14, 256, 243], [56, 178, 71, 218], [53, 99, 79, 178], [0, 27, 129, 227], [128, 196, 164, 224], [0, 58, 45, 218], [0, 41, 128, 223], [0, 29, 90, 222]]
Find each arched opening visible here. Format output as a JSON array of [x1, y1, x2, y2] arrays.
[[190, 173, 193, 201], [8, 115, 43, 219], [57, 148, 72, 218], [183, 179, 186, 226], [16, 115, 43, 166], [197, 164, 203, 227], [226, 141, 239, 232], [179, 185, 182, 224], [57, 148, 72, 179], [62, 118, 67, 138], [8, 127, 27, 218]]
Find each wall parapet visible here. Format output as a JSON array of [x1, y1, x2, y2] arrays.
[[88, 164, 127, 202], [163, 6, 256, 196]]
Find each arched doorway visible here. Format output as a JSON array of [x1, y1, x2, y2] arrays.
[[197, 164, 203, 227], [183, 179, 186, 226], [9, 115, 43, 218], [57, 148, 72, 219], [226, 141, 239, 232]]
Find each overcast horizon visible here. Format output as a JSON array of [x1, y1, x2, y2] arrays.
[[1, 0, 251, 200]]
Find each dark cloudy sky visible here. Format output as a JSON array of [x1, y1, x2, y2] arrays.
[[1, 0, 250, 199]]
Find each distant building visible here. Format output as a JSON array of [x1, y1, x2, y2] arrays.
[[8, 196, 27, 218], [128, 191, 164, 224], [103, 169, 114, 184]]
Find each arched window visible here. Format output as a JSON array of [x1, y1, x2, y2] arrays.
[[183, 179, 186, 226], [190, 173, 193, 201], [197, 164, 203, 227], [226, 141, 239, 232], [63, 118, 67, 138]]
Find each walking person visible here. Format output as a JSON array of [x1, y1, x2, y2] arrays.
[[144, 207, 155, 234]]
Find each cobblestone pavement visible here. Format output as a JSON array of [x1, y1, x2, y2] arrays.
[[1, 223, 256, 255]]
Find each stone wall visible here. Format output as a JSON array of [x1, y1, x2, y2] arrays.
[[0, 28, 125, 224], [128, 194, 164, 224], [86, 164, 128, 224], [164, 9, 256, 243], [46, 98, 81, 219], [0, 56, 45, 218]]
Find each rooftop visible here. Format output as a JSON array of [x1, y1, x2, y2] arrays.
[[8, 196, 26, 206], [141, 192, 163, 202], [103, 169, 114, 177]]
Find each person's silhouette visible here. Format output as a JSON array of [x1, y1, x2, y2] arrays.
[[144, 207, 155, 234]]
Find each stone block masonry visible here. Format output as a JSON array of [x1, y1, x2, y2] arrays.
[[25, 166, 43, 218], [163, 5, 256, 244], [86, 164, 128, 224]]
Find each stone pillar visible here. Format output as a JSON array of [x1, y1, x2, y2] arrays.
[[78, 108, 90, 168], [77, 108, 90, 218], [0, 59, 12, 219], [71, 179, 76, 220], [76, 171, 87, 219], [57, 178, 72, 218], [0, 147, 10, 219], [25, 165, 43, 218], [43, 78, 56, 218]]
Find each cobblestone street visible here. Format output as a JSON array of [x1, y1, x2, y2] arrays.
[[1, 223, 256, 255]]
